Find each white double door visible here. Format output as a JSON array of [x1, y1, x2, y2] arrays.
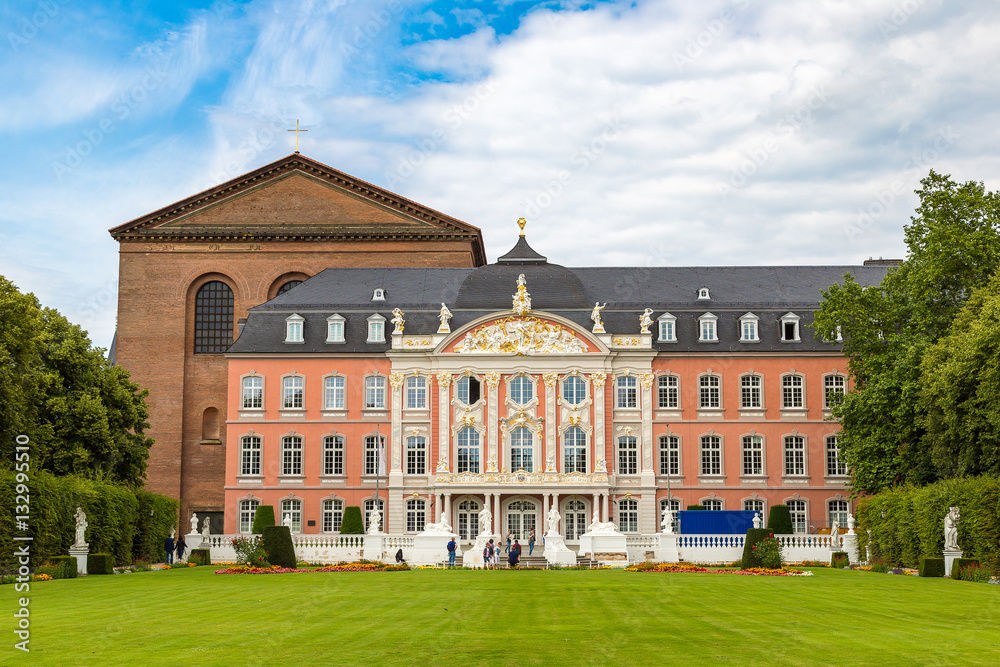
[[505, 499, 537, 544]]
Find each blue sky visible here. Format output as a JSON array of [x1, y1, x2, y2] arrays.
[[2, 0, 999, 349]]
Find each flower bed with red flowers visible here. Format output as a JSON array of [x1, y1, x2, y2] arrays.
[[625, 562, 810, 576], [214, 562, 409, 574]]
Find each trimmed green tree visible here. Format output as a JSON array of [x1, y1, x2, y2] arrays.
[[919, 557, 945, 577], [252, 505, 275, 534], [341, 506, 364, 534], [261, 526, 296, 569], [686, 505, 705, 511], [768, 505, 793, 534], [740, 528, 774, 569], [88, 553, 114, 575]]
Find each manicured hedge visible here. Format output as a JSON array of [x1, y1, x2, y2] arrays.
[[831, 551, 849, 568], [686, 505, 705, 511], [252, 505, 276, 534], [951, 557, 980, 579], [341, 506, 364, 534], [740, 528, 774, 569], [856, 476, 1000, 568], [261, 526, 296, 568], [189, 549, 211, 566], [0, 470, 177, 569], [47, 556, 78, 579], [768, 505, 793, 535], [88, 553, 114, 575], [919, 557, 944, 577]]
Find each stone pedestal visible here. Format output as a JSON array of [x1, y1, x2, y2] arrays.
[[181, 533, 203, 562], [409, 533, 457, 566], [362, 533, 385, 562], [461, 534, 499, 567], [579, 531, 628, 564], [841, 533, 860, 565], [69, 546, 89, 575], [542, 534, 577, 566], [944, 549, 964, 577], [657, 533, 679, 563]]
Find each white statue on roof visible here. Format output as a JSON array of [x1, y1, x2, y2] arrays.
[[438, 303, 453, 333], [512, 274, 532, 316], [639, 308, 654, 334], [391, 308, 405, 334], [591, 302, 606, 333]]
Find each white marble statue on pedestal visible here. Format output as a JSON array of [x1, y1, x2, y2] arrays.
[[438, 303, 453, 333], [391, 308, 405, 334], [201, 517, 211, 538], [944, 506, 960, 550], [422, 515, 454, 535], [752, 512, 762, 529], [73, 507, 88, 548], [189, 512, 199, 534], [367, 508, 382, 535], [829, 519, 841, 548], [591, 302, 606, 333], [478, 506, 493, 536], [661, 507, 674, 534], [282, 513, 292, 528], [639, 308, 654, 334], [546, 506, 561, 536], [847, 514, 856, 535]]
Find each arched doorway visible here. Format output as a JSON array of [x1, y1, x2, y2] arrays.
[[505, 498, 538, 543], [456, 497, 481, 543], [563, 498, 588, 541]]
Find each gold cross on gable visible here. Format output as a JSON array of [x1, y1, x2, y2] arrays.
[[287, 120, 308, 153]]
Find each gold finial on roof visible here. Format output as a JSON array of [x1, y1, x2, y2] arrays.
[[287, 119, 308, 153], [517, 217, 527, 236]]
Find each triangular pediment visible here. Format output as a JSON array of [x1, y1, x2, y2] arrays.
[[109, 154, 483, 258]]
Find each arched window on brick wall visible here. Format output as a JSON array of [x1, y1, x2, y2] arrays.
[[276, 280, 303, 296], [194, 280, 234, 353]]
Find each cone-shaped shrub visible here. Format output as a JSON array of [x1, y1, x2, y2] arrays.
[[341, 506, 364, 534], [252, 505, 276, 534], [768, 505, 793, 534], [261, 526, 296, 569], [740, 528, 774, 569]]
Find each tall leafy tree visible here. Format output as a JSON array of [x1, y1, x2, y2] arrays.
[[813, 171, 1000, 494], [0, 276, 153, 486]]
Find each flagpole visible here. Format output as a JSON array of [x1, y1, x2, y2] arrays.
[[375, 423, 381, 532]]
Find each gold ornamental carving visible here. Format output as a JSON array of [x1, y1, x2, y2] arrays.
[[543, 372, 559, 387], [456, 316, 586, 355], [404, 338, 432, 347], [612, 337, 640, 347], [512, 274, 532, 316], [484, 372, 502, 389], [389, 373, 405, 390], [437, 373, 454, 388], [639, 373, 655, 389], [590, 372, 607, 387]]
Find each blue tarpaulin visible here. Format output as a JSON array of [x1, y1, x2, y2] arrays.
[[676, 510, 757, 534]]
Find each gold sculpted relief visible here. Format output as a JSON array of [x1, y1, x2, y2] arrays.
[[456, 317, 586, 355]]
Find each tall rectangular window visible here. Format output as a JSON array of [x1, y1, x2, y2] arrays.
[[324, 376, 345, 410], [457, 427, 481, 473], [741, 319, 758, 341], [406, 499, 426, 533], [240, 435, 261, 476], [562, 375, 586, 404], [242, 376, 263, 409], [239, 499, 259, 533], [743, 499, 764, 515], [788, 499, 807, 533], [285, 318, 303, 343], [784, 436, 805, 476], [699, 375, 720, 409], [618, 436, 638, 475], [782, 375, 803, 409], [657, 375, 678, 409], [700, 319, 716, 341], [659, 435, 679, 476], [282, 435, 303, 476], [282, 376, 304, 409], [510, 428, 534, 472], [740, 375, 761, 409], [658, 318, 675, 342], [323, 436, 344, 476], [741, 435, 763, 475], [826, 435, 847, 476], [616, 376, 637, 409], [365, 376, 386, 409], [703, 499, 723, 511], [322, 499, 344, 532], [700, 435, 721, 475], [364, 499, 385, 532], [280, 498, 302, 533], [406, 376, 427, 409], [368, 318, 385, 343], [824, 375, 846, 408], [563, 427, 587, 473], [365, 435, 385, 475], [326, 317, 345, 343], [617, 499, 638, 533], [828, 500, 849, 527], [406, 436, 426, 475]]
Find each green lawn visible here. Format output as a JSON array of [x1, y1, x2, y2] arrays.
[[3, 567, 999, 666]]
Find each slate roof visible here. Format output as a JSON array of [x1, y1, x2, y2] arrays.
[[229, 238, 891, 355]]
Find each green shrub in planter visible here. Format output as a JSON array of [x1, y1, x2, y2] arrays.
[[88, 553, 114, 575], [919, 557, 945, 577], [251, 505, 276, 534], [341, 506, 364, 534], [768, 505, 793, 535], [951, 557, 980, 579], [261, 526, 296, 568], [740, 528, 774, 569], [957, 563, 992, 583], [48, 556, 78, 579], [189, 549, 211, 566], [831, 551, 849, 568], [686, 505, 705, 511]]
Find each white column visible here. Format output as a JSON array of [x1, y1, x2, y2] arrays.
[[639, 373, 655, 475], [592, 494, 600, 523], [443, 493, 452, 525], [591, 373, 607, 472], [486, 373, 500, 469], [388, 373, 405, 534], [544, 373, 558, 471], [541, 493, 549, 536], [493, 493, 501, 535], [603, 494, 609, 523], [437, 374, 453, 470]]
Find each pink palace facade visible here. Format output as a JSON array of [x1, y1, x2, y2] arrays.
[[223, 228, 890, 545]]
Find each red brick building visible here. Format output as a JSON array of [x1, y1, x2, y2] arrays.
[[109, 154, 486, 529]]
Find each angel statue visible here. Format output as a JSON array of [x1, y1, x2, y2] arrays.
[[591, 302, 607, 333], [438, 303, 453, 333], [391, 308, 405, 334], [639, 308, 654, 334]]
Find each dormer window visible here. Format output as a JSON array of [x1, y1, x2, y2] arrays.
[[372, 288, 386, 301], [367, 314, 386, 343], [658, 312, 676, 342], [284, 314, 304, 343], [698, 287, 711, 300], [699, 312, 718, 342], [780, 312, 801, 342], [740, 312, 760, 342], [326, 314, 345, 343]]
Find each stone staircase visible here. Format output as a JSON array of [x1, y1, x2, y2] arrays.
[[496, 548, 599, 569]]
